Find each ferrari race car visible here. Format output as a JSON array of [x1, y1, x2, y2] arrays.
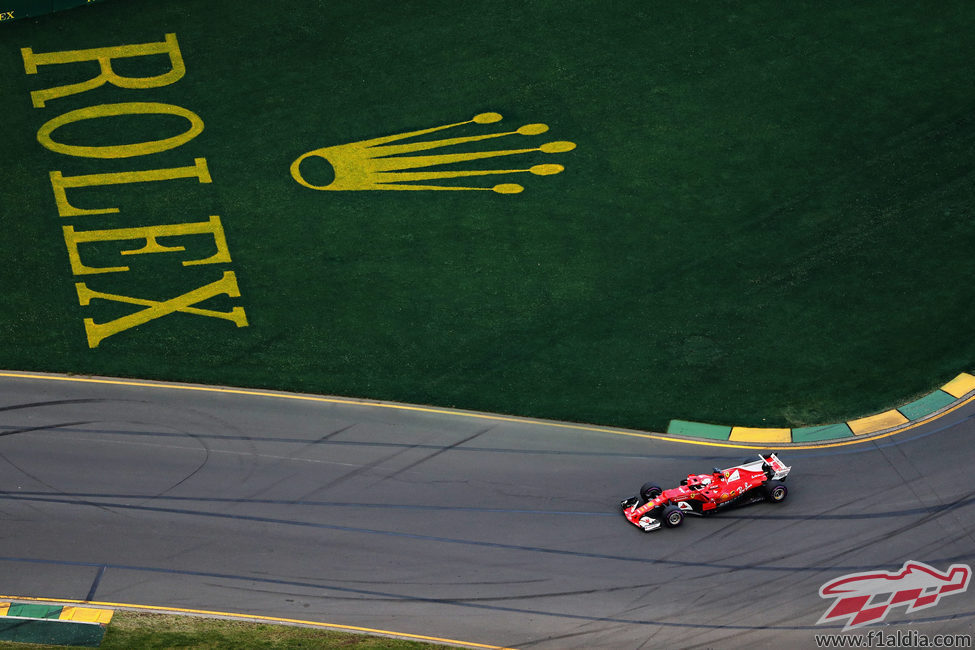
[[620, 452, 791, 532]]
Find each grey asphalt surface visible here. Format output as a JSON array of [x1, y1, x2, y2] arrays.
[[1, 372, 973, 649]]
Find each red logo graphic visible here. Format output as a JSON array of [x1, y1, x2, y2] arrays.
[[818, 561, 971, 630]]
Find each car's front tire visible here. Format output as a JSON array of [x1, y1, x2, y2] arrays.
[[662, 505, 684, 527], [640, 482, 663, 501]]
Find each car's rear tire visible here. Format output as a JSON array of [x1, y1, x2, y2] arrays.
[[640, 482, 663, 501], [765, 480, 787, 503], [662, 505, 684, 528]]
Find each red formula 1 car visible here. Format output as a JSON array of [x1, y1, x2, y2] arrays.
[[620, 452, 791, 532]]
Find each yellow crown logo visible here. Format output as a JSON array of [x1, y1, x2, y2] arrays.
[[290, 112, 575, 194]]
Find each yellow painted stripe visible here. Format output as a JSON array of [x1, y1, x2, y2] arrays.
[[59, 606, 113, 624], [0, 603, 9, 616], [847, 409, 909, 435], [0, 370, 972, 451], [0, 595, 514, 650], [728, 427, 791, 443], [942, 372, 975, 399]]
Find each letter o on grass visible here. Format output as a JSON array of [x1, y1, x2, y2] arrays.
[[37, 102, 204, 158]]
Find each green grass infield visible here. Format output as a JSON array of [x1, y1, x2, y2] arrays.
[[2, 0, 974, 431]]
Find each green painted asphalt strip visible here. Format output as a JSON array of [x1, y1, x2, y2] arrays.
[[897, 389, 956, 420], [791, 422, 854, 442], [665, 420, 733, 440], [4, 604, 62, 618]]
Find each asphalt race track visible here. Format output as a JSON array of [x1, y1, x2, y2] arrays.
[[1, 372, 973, 649]]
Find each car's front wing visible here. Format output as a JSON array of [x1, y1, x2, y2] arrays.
[[620, 496, 661, 532]]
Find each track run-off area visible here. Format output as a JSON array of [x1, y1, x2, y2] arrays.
[[1, 371, 973, 649]]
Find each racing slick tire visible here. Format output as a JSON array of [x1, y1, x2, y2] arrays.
[[662, 505, 684, 528], [764, 480, 788, 503], [640, 482, 663, 501]]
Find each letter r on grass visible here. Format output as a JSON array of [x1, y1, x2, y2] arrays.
[[22, 33, 185, 108]]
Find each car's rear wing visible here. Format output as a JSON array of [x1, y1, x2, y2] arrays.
[[763, 452, 790, 480], [736, 452, 791, 480]]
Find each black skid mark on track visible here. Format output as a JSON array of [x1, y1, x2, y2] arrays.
[[823, 484, 975, 567], [377, 426, 495, 485], [0, 421, 93, 439], [0, 421, 126, 516], [3, 554, 974, 631], [151, 433, 211, 500], [2, 492, 971, 573], [243, 424, 360, 502], [0, 399, 109, 413]]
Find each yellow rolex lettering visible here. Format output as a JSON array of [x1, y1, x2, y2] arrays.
[[75, 271, 248, 348], [22, 33, 185, 108], [22, 32, 248, 348], [63, 216, 232, 275], [37, 102, 204, 158], [50, 158, 212, 217]]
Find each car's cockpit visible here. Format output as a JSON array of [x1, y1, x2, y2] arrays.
[[683, 474, 713, 490]]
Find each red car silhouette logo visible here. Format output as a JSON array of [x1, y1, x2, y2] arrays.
[[818, 561, 971, 630]]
